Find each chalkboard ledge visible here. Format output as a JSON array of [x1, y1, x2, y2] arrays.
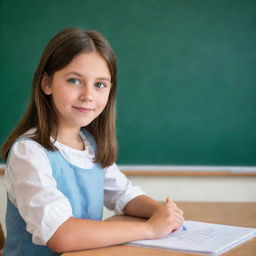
[[119, 165, 256, 177]]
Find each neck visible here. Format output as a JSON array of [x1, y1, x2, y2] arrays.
[[55, 126, 84, 151]]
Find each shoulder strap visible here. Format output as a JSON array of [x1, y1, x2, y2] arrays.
[[81, 128, 97, 151]]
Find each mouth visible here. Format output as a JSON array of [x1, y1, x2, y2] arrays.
[[73, 106, 94, 113]]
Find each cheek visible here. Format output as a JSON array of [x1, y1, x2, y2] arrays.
[[100, 93, 110, 109], [52, 90, 74, 107]]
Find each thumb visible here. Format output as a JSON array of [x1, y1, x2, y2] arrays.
[[165, 197, 172, 204]]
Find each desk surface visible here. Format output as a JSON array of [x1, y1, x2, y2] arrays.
[[62, 202, 256, 256]]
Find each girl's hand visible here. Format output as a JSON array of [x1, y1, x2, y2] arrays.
[[145, 197, 184, 239]]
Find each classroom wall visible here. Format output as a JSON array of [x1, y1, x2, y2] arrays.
[[1, 174, 256, 234]]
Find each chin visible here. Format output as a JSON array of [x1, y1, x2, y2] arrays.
[[79, 119, 95, 127]]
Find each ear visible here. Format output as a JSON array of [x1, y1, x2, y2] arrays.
[[41, 73, 52, 95]]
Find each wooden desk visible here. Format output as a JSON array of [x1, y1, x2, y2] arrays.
[[62, 202, 256, 256]]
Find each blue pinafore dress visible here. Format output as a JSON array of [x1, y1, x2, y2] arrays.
[[4, 130, 104, 256]]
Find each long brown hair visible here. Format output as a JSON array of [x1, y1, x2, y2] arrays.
[[1, 28, 117, 168]]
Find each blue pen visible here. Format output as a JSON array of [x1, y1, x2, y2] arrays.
[[182, 225, 188, 230]]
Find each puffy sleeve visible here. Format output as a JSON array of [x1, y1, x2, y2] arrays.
[[5, 139, 73, 245], [103, 163, 145, 214]]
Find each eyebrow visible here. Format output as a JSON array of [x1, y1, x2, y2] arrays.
[[64, 71, 111, 82]]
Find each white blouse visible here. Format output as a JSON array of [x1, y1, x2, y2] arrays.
[[4, 132, 145, 245]]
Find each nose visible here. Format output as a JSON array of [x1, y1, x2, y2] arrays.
[[80, 85, 94, 102]]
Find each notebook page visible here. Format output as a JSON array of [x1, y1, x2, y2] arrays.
[[129, 221, 256, 255]]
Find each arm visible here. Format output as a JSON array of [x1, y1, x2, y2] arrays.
[[123, 195, 162, 218], [6, 140, 73, 245], [103, 164, 183, 219], [47, 197, 184, 253], [47, 217, 149, 252]]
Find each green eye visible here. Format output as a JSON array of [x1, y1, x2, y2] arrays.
[[68, 78, 81, 85]]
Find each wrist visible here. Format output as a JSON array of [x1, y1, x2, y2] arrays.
[[142, 221, 155, 240], [150, 201, 162, 216]]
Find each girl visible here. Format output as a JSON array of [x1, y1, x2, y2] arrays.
[[2, 28, 184, 255]]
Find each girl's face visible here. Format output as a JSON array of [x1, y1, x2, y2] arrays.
[[42, 52, 111, 132]]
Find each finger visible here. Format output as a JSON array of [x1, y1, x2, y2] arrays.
[[171, 217, 184, 232], [165, 197, 172, 204], [176, 214, 185, 227], [169, 202, 183, 214], [166, 198, 178, 209], [170, 218, 184, 231], [172, 210, 185, 223], [174, 206, 184, 216], [165, 203, 183, 215], [170, 200, 178, 208]]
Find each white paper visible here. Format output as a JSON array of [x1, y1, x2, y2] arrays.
[[129, 221, 256, 255]]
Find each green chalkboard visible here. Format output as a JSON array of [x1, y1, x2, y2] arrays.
[[0, 0, 255, 166]]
